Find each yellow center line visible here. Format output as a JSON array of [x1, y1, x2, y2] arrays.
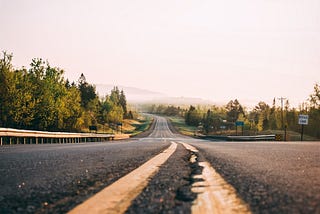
[[180, 142, 251, 214], [69, 142, 177, 214]]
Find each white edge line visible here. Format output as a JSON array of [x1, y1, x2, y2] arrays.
[[180, 142, 251, 214]]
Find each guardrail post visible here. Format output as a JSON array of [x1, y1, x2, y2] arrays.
[[0, 137, 2, 146]]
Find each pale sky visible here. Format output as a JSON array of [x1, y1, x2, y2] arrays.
[[1, 0, 319, 107]]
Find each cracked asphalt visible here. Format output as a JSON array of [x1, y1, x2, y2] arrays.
[[1, 115, 319, 213]]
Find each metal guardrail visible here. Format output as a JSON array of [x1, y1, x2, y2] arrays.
[[226, 134, 276, 141], [200, 134, 276, 141], [0, 128, 115, 145]]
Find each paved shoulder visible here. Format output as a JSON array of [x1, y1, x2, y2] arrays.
[[188, 141, 320, 213]]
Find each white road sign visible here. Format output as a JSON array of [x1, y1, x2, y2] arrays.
[[298, 114, 309, 125]]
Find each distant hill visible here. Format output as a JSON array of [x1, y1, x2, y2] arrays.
[[95, 84, 216, 105], [95, 84, 166, 101], [140, 96, 215, 105]]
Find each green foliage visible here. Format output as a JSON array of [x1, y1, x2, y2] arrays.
[[146, 104, 184, 117], [185, 105, 203, 126], [226, 99, 244, 122], [148, 93, 319, 139], [0, 52, 128, 133], [309, 83, 320, 108], [305, 83, 320, 138], [120, 90, 127, 116], [0, 52, 14, 127], [203, 110, 220, 133], [78, 73, 98, 109]]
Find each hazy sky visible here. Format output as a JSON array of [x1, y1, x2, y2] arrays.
[[1, 0, 319, 107]]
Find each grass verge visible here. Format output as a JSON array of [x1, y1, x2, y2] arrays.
[[167, 116, 197, 136], [167, 116, 319, 141], [123, 115, 153, 137]]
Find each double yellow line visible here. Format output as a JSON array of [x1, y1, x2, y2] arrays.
[[69, 141, 251, 214], [69, 142, 177, 214]]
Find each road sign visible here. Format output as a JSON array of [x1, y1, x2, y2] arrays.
[[298, 115, 309, 125], [235, 121, 244, 126]]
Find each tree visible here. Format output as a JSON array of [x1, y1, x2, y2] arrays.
[[8, 68, 35, 128], [309, 83, 320, 109], [119, 90, 127, 117], [27, 59, 68, 130], [306, 83, 320, 138], [78, 73, 98, 109], [55, 85, 82, 131], [185, 105, 202, 126], [98, 88, 128, 126], [226, 99, 244, 123], [253, 101, 270, 130], [0, 52, 14, 127], [110, 86, 120, 105], [269, 98, 277, 130], [0, 51, 132, 133]]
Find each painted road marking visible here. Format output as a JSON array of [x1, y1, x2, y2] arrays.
[[69, 142, 177, 214], [181, 142, 251, 214]]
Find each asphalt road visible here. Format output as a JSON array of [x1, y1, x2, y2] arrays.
[[1, 115, 319, 213], [0, 117, 170, 213], [189, 141, 320, 213]]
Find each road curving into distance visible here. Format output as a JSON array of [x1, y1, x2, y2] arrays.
[[0, 115, 319, 213]]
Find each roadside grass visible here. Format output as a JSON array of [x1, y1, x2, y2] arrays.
[[258, 129, 319, 141], [82, 115, 153, 137], [123, 115, 153, 136], [167, 116, 319, 141], [167, 116, 197, 136], [207, 129, 318, 141]]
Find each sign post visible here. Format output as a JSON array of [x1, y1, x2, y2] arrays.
[[298, 115, 308, 141], [235, 121, 244, 136]]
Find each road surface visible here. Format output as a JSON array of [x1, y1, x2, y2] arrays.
[[0, 116, 319, 213]]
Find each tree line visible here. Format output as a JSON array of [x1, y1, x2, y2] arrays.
[[146, 85, 320, 139], [0, 52, 131, 132]]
